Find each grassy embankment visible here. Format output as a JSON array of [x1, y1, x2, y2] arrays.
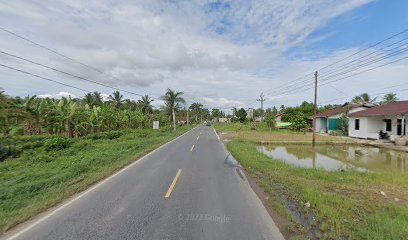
[[215, 123, 351, 143], [216, 123, 408, 239], [0, 125, 193, 234]]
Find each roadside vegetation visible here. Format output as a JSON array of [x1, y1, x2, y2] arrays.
[[0, 88, 200, 233], [0, 126, 193, 233], [214, 121, 408, 240]]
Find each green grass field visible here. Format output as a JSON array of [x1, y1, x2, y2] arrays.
[[0, 126, 193, 233], [215, 123, 351, 143], [227, 141, 408, 239]]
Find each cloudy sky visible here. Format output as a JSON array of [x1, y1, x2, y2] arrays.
[[1, 0, 408, 111]]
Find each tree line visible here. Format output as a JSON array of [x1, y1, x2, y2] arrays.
[[0, 88, 206, 137]]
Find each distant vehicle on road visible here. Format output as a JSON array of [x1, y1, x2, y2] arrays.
[[206, 121, 212, 126]]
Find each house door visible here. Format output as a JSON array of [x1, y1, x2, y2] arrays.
[[397, 119, 402, 135]]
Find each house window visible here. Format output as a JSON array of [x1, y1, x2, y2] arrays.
[[385, 119, 392, 132], [355, 119, 360, 130]]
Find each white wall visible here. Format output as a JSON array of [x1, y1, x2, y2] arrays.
[[349, 117, 366, 139], [315, 117, 327, 133], [349, 117, 383, 139], [349, 116, 405, 139]]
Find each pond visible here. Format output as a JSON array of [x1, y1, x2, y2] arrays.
[[257, 144, 408, 173]]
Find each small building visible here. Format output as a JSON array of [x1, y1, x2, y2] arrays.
[[218, 117, 230, 123], [274, 112, 291, 128], [177, 116, 188, 125], [275, 112, 286, 122], [348, 101, 408, 140], [314, 103, 372, 133]]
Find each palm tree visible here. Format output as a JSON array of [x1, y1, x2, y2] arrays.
[[83, 93, 95, 106], [352, 93, 377, 104], [189, 102, 204, 121], [382, 92, 398, 104], [138, 95, 154, 115], [92, 91, 103, 106], [108, 91, 124, 110], [161, 89, 185, 131]]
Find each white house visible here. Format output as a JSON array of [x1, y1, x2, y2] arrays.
[[314, 103, 373, 133], [218, 117, 229, 123], [348, 101, 408, 140]]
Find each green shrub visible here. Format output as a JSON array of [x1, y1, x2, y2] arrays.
[[0, 143, 21, 161], [44, 137, 70, 151], [89, 131, 123, 140], [21, 141, 44, 150], [11, 127, 24, 136]]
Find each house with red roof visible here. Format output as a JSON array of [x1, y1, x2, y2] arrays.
[[348, 101, 408, 140], [314, 103, 373, 133]]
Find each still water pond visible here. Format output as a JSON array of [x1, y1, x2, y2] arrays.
[[257, 144, 408, 173]]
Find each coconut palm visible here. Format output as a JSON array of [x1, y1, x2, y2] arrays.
[[189, 102, 204, 121], [382, 92, 398, 104], [92, 91, 104, 106], [108, 91, 124, 110], [161, 89, 185, 131], [83, 93, 95, 106], [138, 95, 154, 115], [352, 93, 377, 104]]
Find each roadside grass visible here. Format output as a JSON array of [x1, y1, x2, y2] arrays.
[[0, 125, 193, 234], [215, 123, 350, 143], [227, 141, 408, 239]]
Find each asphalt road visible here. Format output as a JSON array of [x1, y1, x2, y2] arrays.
[[3, 126, 284, 240]]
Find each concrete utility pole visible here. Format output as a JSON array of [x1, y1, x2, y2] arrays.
[[187, 110, 189, 125], [312, 71, 318, 148], [257, 93, 266, 122]]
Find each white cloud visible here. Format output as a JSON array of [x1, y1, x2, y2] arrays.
[[3, 0, 404, 112], [203, 97, 245, 110], [38, 91, 77, 99]]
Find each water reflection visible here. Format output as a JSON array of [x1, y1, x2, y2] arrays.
[[257, 144, 408, 173]]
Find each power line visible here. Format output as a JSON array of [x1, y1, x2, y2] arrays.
[[264, 28, 408, 96], [0, 63, 89, 93], [269, 51, 408, 98], [319, 55, 408, 88], [0, 26, 107, 75], [269, 41, 408, 97], [0, 26, 148, 96], [317, 27, 408, 72], [0, 49, 156, 98], [318, 45, 408, 83], [319, 37, 408, 76]]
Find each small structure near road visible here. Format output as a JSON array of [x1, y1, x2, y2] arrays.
[[218, 117, 230, 123], [274, 112, 292, 128]]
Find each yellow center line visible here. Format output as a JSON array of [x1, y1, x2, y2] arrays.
[[190, 144, 195, 151], [165, 169, 182, 198]]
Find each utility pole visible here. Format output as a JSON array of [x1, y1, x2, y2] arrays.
[[257, 93, 266, 122], [187, 110, 189, 125], [312, 71, 318, 148]]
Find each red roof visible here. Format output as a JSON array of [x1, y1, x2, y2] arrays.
[[274, 112, 286, 118], [316, 103, 365, 117], [316, 107, 346, 117], [349, 101, 408, 117]]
